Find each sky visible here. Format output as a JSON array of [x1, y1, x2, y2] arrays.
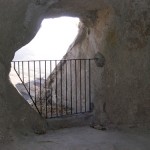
[[13, 17, 79, 61]]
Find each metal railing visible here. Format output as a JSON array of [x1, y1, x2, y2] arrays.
[[11, 59, 95, 118]]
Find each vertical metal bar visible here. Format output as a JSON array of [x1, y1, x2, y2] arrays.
[[70, 60, 72, 114], [28, 61, 30, 95], [50, 60, 53, 118], [80, 59, 82, 113], [18, 61, 20, 76], [22, 61, 24, 84], [45, 60, 47, 118], [14, 62, 16, 71], [75, 59, 77, 113], [89, 59, 91, 111], [55, 60, 58, 117], [34, 61, 37, 105], [60, 60, 63, 116], [39, 61, 42, 115], [84, 60, 87, 112], [66, 60, 68, 115]]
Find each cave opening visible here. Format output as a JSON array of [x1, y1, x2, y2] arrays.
[[10, 17, 80, 105], [13, 16, 79, 61]]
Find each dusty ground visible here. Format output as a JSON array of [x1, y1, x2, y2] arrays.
[[1, 126, 150, 150]]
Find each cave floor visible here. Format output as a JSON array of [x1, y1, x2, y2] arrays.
[[1, 126, 150, 150]]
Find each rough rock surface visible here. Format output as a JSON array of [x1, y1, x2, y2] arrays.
[[46, 0, 150, 127], [0, 0, 150, 143]]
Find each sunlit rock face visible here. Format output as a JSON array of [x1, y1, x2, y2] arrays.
[[70, 1, 150, 126], [0, 0, 150, 141], [45, 0, 150, 126]]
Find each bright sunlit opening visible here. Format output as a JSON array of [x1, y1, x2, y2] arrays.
[[13, 17, 79, 61]]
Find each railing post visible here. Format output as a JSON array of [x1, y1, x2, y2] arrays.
[[45, 60, 47, 118], [89, 59, 91, 112]]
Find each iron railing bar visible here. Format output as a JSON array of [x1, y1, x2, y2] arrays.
[[39, 61, 42, 114], [65, 60, 68, 115], [18, 61, 20, 76], [80, 59, 82, 113], [12, 58, 96, 62], [55, 60, 58, 117], [45, 60, 47, 118], [75, 60, 77, 114], [13, 62, 16, 71], [28, 61, 31, 95], [60, 61, 63, 116], [70, 60, 72, 114], [89, 59, 91, 111], [22, 61, 24, 84], [50, 60, 53, 118], [33, 61, 37, 105], [84, 60, 87, 112]]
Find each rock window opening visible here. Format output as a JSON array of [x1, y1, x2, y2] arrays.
[[10, 17, 79, 105]]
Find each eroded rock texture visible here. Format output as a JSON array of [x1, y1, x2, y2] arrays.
[[0, 0, 150, 142], [64, 1, 150, 126], [47, 0, 150, 127], [0, 0, 48, 142]]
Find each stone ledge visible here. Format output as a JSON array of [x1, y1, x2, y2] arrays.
[[47, 112, 93, 130]]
